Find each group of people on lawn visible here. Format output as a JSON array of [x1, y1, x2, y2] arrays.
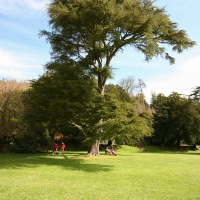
[[105, 145, 118, 156], [52, 140, 117, 156], [52, 142, 65, 155], [105, 140, 118, 156]]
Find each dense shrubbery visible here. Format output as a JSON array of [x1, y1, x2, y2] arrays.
[[1, 78, 200, 153], [0, 80, 51, 153], [0, 76, 153, 153], [150, 92, 200, 147]]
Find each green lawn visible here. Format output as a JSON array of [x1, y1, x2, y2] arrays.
[[0, 146, 200, 200]]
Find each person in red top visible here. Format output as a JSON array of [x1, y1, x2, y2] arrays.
[[52, 142, 58, 155], [60, 142, 65, 155]]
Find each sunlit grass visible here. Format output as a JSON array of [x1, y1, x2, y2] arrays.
[[0, 146, 200, 200]]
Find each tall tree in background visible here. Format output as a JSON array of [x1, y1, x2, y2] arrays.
[[41, 0, 195, 155], [119, 76, 148, 114], [119, 76, 137, 97], [103, 84, 153, 146], [189, 86, 200, 103], [106, 84, 132, 103]]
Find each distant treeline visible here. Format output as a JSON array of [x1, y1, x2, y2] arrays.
[[0, 78, 200, 153]]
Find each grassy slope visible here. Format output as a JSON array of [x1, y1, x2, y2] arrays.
[[0, 146, 200, 200]]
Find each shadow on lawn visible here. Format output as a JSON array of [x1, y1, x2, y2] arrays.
[[0, 152, 114, 172]]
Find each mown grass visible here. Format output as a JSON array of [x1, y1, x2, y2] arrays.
[[0, 146, 200, 200]]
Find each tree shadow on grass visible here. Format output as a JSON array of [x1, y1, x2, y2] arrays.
[[0, 152, 114, 172]]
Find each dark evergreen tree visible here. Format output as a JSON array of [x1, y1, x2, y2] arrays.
[[25, 59, 98, 148], [151, 93, 200, 147], [189, 86, 200, 103]]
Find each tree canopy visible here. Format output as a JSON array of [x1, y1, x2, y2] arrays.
[[41, 0, 195, 96], [25, 59, 98, 140], [151, 93, 200, 147]]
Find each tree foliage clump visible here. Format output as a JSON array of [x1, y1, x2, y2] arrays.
[[150, 92, 200, 147], [189, 86, 200, 103], [25, 60, 153, 151], [80, 85, 153, 148], [41, 0, 195, 97], [0, 79, 29, 152], [25, 59, 98, 142]]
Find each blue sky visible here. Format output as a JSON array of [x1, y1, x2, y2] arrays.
[[0, 0, 200, 102]]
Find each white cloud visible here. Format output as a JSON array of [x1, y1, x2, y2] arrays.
[[0, 0, 50, 16], [144, 55, 200, 103], [24, 0, 50, 10], [0, 49, 46, 81]]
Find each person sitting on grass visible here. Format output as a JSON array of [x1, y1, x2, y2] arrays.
[[105, 147, 112, 155], [110, 146, 117, 156]]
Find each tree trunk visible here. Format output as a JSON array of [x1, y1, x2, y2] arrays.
[[87, 73, 105, 156], [87, 140, 100, 156]]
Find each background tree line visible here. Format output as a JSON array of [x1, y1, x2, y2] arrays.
[[1, 76, 200, 153], [0, 80, 29, 152], [150, 91, 200, 149], [0, 0, 197, 153], [0, 73, 153, 152]]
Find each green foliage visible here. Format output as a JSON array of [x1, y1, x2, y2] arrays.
[[0, 80, 49, 153], [41, 0, 195, 68], [0, 80, 30, 152], [80, 87, 153, 146], [106, 84, 133, 102], [25, 60, 153, 148], [25, 59, 99, 144], [103, 84, 153, 146], [10, 136, 38, 153], [100, 95, 153, 144], [189, 86, 200, 103], [151, 92, 200, 147], [0, 91, 24, 138]]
